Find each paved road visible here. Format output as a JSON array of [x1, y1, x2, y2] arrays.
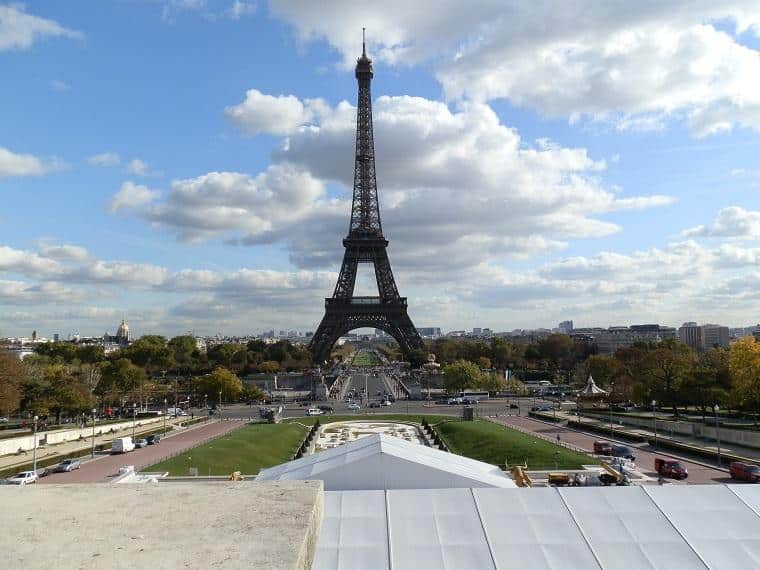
[[492, 415, 737, 485], [39, 420, 245, 484]]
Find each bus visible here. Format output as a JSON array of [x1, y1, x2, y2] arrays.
[[458, 391, 490, 402]]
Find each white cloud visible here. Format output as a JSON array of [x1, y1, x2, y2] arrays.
[[683, 206, 760, 239], [0, 146, 50, 177], [0, 4, 82, 51], [49, 79, 70, 92], [109, 181, 161, 213], [225, 89, 329, 136], [125, 158, 156, 176], [269, 1, 760, 136], [227, 0, 256, 19], [88, 152, 120, 167], [37, 243, 90, 262]]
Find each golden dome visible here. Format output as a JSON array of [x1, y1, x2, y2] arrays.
[[117, 319, 130, 338]]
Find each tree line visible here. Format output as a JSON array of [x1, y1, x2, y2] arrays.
[[0, 336, 308, 421]]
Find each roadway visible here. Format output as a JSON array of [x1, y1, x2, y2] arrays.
[[38, 419, 245, 484]]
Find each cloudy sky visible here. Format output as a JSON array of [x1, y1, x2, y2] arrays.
[[1, 1, 759, 338]]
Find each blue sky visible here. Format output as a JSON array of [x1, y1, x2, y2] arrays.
[[1, 1, 759, 338]]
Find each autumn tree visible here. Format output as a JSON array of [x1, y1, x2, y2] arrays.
[[194, 367, 243, 403], [730, 337, 760, 423], [0, 349, 25, 415]]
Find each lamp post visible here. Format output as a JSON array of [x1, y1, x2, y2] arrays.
[[90, 408, 97, 457], [32, 415, 39, 475], [163, 398, 167, 436], [609, 382, 615, 435], [714, 404, 722, 467], [132, 403, 137, 440], [652, 400, 658, 450], [204, 393, 208, 410], [219, 390, 222, 421]]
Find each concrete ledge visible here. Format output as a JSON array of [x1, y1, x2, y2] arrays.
[[0, 481, 323, 569]]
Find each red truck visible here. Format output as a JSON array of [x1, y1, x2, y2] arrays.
[[729, 462, 760, 482], [655, 458, 688, 479]]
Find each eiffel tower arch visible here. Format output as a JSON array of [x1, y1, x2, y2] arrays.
[[309, 34, 423, 364]]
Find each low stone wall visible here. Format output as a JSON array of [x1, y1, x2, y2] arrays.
[[0, 417, 162, 456], [583, 412, 760, 449]]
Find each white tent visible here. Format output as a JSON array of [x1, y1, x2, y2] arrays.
[[314, 485, 760, 569], [256, 433, 516, 491], [579, 374, 608, 397]]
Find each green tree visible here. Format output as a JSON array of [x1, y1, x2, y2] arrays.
[[584, 354, 624, 390], [168, 335, 198, 375], [442, 360, 484, 394], [243, 385, 267, 403], [476, 356, 492, 370], [195, 367, 243, 403], [537, 334, 575, 369], [259, 360, 280, 374], [730, 337, 760, 423], [640, 342, 694, 416], [684, 349, 729, 420], [408, 349, 429, 368], [0, 349, 25, 415], [98, 358, 148, 402], [121, 335, 172, 374]]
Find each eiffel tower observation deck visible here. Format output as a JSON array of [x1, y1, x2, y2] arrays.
[[309, 32, 423, 364]]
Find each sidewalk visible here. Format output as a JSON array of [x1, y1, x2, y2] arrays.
[[0, 415, 203, 473], [555, 410, 760, 462]]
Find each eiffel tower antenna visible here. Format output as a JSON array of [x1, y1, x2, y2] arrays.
[[309, 36, 423, 364]]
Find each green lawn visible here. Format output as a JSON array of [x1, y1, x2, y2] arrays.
[[145, 422, 308, 476], [436, 419, 595, 470], [352, 350, 382, 367]]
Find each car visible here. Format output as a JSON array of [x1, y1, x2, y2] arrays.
[[593, 441, 614, 455], [730, 462, 760, 482], [447, 397, 463, 405], [368, 402, 381, 408], [318, 405, 334, 413], [347, 403, 361, 411], [306, 408, 323, 416], [134, 438, 149, 449], [146, 434, 160, 445], [0, 417, 8, 423], [509, 403, 519, 409], [53, 458, 81, 472], [611, 445, 635, 461], [382, 400, 392, 406], [7, 471, 38, 485], [655, 458, 688, 479]]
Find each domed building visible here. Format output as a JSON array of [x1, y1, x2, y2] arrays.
[[103, 318, 132, 352]]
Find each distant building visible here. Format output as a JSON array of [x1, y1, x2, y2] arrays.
[[103, 319, 132, 352], [558, 320, 574, 334], [416, 327, 441, 338], [592, 325, 677, 355], [703, 324, 730, 349], [679, 322, 704, 351]]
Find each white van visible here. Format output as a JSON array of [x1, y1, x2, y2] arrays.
[[111, 437, 135, 454]]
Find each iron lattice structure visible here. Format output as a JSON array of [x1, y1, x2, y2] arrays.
[[310, 40, 423, 364]]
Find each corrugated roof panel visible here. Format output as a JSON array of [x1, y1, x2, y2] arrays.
[[313, 490, 389, 570], [475, 487, 601, 570], [387, 488, 496, 570], [645, 485, 760, 568], [561, 486, 706, 570]]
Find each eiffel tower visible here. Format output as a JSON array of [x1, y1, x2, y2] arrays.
[[309, 33, 423, 364]]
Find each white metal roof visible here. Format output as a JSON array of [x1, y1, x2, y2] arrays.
[[256, 433, 516, 491], [314, 485, 760, 570]]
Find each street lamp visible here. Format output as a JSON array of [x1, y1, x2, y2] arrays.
[[204, 394, 208, 410], [163, 398, 167, 436], [32, 415, 39, 475], [609, 382, 615, 435], [219, 390, 222, 421], [132, 403, 137, 440], [714, 404, 722, 467], [90, 408, 97, 458], [652, 400, 658, 450]]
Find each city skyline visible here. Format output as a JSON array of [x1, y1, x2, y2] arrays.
[[1, 3, 760, 337]]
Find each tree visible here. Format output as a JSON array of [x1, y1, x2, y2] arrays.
[[442, 360, 484, 394], [477, 356, 492, 370], [537, 334, 575, 369], [243, 385, 267, 403], [477, 372, 505, 392], [195, 367, 243, 403], [505, 377, 529, 396], [639, 342, 694, 416], [730, 337, 760, 423], [684, 349, 729, 420], [0, 349, 25, 415], [408, 349, 429, 368], [98, 358, 148, 403], [584, 355, 623, 389], [259, 360, 280, 374], [121, 335, 172, 374], [168, 335, 198, 375]]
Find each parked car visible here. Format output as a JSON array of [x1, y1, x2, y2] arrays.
[[447, 397, 463, 405], [593, 441, 614, 455], [318, 405, 334, 413], [347, 403, 361, 411], [509, 403, 519, 409], [0, 417, 8, 423], [146, 434, 160, 445], [7, 471, 38, 485], [111, 437, 135, 454], [53, 458, 81, 473], [655, 458, 688, 479], [730, 462, 760, 482], [306, 408, 323, 416], [368, 402, 381, 408], [611, 445, 636, 461], [134, 438, 149, 449]]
